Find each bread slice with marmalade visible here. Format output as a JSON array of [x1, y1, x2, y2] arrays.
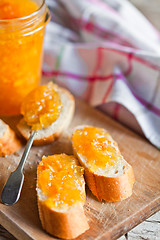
[[72, 126, 135, 202], [0, 119, 21, 156], [17, 82, 75, 145], [37, 154, 89, 239]]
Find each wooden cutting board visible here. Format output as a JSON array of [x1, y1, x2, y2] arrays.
[[0, 98, 159, 240]]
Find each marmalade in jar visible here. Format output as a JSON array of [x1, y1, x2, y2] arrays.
[[0, 0, 50, 115], [72, 126, 124, 172], [37, 154, 85, 209], [21, 82, 62, 130]]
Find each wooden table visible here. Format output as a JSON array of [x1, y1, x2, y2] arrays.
[[121, 1, 160, 238], [0, 0, 159, 239]]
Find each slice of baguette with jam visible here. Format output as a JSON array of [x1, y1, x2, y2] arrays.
[[17, 86, 75, 146], [37, 154, 89, 239], [0, 119, 21, 156], [72, 125, 135, 202]]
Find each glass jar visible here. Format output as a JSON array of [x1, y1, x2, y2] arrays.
[[0, 0, 50, 115]]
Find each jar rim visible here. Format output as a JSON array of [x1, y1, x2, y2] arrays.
[[0, 0, 45, 22]]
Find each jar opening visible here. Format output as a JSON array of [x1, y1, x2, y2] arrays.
[[0, 0, 50, 35], [0, 0, 45, 22]]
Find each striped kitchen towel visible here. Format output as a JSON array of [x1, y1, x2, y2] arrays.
[[43, 0, 160, 148]]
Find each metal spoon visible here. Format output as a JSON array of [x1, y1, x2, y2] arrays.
[[1, 131, 36, 206]]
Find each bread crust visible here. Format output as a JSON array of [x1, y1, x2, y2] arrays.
[[37, 198, 89, 239], [17, 87, 75, 146], [83, 163, 135, 201], [72, 126, 135, 202], [0, 120, 21, 156], [17, 118, 61, 146]]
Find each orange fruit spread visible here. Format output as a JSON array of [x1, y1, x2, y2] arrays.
[[37, 154, 85, 209], [0, 0, 38, 19], [72, 126, 123, 172], [0, 0, 46, 115], [21, 82, 62, 131]]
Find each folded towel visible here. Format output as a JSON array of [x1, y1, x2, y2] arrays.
[[43, 0, 160, 148]]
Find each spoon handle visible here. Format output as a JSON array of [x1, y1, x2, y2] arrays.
[[1, 131, 35, 206], [16, 131, 35, 172]]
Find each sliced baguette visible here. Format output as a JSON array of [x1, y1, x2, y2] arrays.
[[72, 126, 135, 202], [17, 86, 75, 146], [0, 119, 21, 156], [37, 154, 89, 239]]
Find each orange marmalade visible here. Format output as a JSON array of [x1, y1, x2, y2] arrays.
[[0, 0, 50, 115], [37, 154, 85, 209], [72, 126, 123, 172], [21, 82, 62, 130]]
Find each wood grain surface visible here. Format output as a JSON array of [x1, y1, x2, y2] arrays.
[[0, 98, 159, 240], [0, 0, 160, 239]]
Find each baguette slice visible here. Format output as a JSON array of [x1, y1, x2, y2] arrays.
[[72, 126, 135, 202], [0, 119, 21, 156], [37, 154, 89, 239], [17, 86, 75, 145]]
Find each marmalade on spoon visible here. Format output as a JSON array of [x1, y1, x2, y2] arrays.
[[21, 82, 62, 130], [72, 126, 123, 172], [37, 154, 85, 209]]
